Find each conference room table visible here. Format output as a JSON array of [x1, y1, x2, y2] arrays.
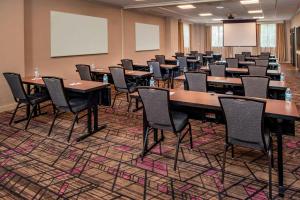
[[175, 75, 287, 99], [245, 56, 278, 62], [215, 60, 279, 70], [131, 89, 300, 197], [199, 66, 281, 80], [22, 77, 110, 141]]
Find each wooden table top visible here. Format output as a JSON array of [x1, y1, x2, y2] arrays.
[[175, 75, 287, 90], [22, 77, 110, 93], [131, 89, 299, 120], [92, 67, 153, 77], [200, 66, 280, 75], [165, 58, 201, 63]]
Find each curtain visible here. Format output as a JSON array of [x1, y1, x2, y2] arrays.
[[252, 24, 261, 55], [205, 26, 211, 51], [178, 20, 184, 53], [189, 24, 193, 52], [276, 23, 286, 62]]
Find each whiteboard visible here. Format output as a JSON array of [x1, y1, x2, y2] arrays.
[[135, 23, 160, 51], [50, 11, 108, 57], [224, 22, 257, 47]]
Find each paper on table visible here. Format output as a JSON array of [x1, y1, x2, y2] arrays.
[[69, 82, 82, 86], [31, 77, 42, 80], [170, 92, 175, 96]]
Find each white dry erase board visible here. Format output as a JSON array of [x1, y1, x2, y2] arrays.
[[50, 11, 108, 57], [135, 23, 160, 51]]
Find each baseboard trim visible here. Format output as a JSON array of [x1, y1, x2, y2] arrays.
[[0, 103, 17, 113]]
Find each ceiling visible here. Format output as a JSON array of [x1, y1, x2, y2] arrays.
[[94, 0, 300, 23]]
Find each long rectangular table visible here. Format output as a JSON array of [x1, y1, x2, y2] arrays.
[[216, 60, 279, 69], [199, 66, 281, 79], [132, 89, 300, 197], [22, 77, 110, 141], [91, 67, 153, 78]]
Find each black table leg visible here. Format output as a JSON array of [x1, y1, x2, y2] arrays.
[[171, 69, 175, 89], [277, 134, 285, 197]]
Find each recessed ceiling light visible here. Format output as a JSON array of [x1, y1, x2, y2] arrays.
[[213, 18, 223, 21], [240, 0, 259, 5], [134, 0, 145, 1], [253, 16, 264, 19], [199, 13, 213, 16], [248, 10, 263, 14], [216, 6, 224, 9], [177, 4, 196, 9]]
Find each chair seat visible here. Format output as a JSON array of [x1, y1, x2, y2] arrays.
[[171, 111, 189, 132], [68, 98, 89, 112], [27, 92, 49, 104], [229, 131, 271, 150]]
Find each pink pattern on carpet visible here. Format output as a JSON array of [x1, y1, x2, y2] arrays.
[[244, 186, 268, 200], [59, 182, 69, 195]]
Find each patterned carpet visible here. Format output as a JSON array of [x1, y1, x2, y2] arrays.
[[0, 64, 300, 199]]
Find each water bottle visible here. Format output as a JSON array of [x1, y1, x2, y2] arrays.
[[149, 77, 155, 87], [184, 66, 188, 73], [176, 59, 180, 67], [206, 61, 209, 67], [285, 88, 292, 102], [280, 73, 285, 81], [34, 67, 40, 78], [149, 65, 153, 73], [103, 74, 108, 84], [278, 64, 281, 73]]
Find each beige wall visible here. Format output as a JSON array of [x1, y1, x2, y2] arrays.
[[122, 10, 166, 63], [0, 0, 25, 111], [291, 12, 300, 28]]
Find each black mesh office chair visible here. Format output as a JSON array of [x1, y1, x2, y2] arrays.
[[42, 77, 89, 142], [175, 52, 184, 58], [195, 53, 204, 66], [177, 56, 188, 74], [226, 58, 239, 68], [148, 61, 170, 88], [255, 59, 269, 67], [219, 96, 273, 199], [138, 87, 192, 170], [3, 72, 49, 130], [241, 76, 270, 98], [235, 54, 245, 61], [75, 64, 93, 81], [121, 59, 134, 70], [109, 66, 136, 112], [184, 72, 207, 92], [242, 52, 251, 57], [248, 65, 268, 76], [190, 51, 198, 56], [209, 64, 226, 77], [155, 55, 166, 64]]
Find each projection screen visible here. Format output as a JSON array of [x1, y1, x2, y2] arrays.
[[223, 20, 257, 47]]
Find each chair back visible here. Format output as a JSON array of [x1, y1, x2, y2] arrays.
[[206, 51, 213, 56], [148, 61, 162, 79], [178, 57, 188, 71], [241, 76, 270, 98], [175, 52, 184, 58], [121, 59, 134, 70], [219, 96, 267, 150], [190, 51, 198, 56], [109, 66, 128, 91], [235, 54, 245, 61], [195, 53, 203, 62], [261, 52, 271, 57], [259, 55, 270, 60], [155, 55, 166, 64], [226, 58, 239, 68], [242, 52, 251, 57], [138, 87, 174, 130], [42, 77, 69, 108], [248, 65, 267, 76], [3, 72, 28, 102], [209, 64, 226, 77], [75, 64, 92, 81], [185, 72, 207, 92], [255, 59, 269, 67]]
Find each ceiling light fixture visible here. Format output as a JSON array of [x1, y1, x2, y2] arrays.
[[216, 6, 224, 9], [177, 4, 196, 9], [248, 10, 263, 14], [253, 16, 264, 19], [240, 0, 259, 5], [213, 18, 223, 21], [199, 13, 213, 16]]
